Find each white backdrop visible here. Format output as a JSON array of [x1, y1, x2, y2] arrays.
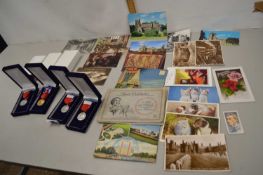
[[0, 0, 262, 44]]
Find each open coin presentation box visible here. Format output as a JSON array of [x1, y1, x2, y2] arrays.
[[2, 64, 39, 116], [66, 72, 102, 133], [24, 63, 60, 114], [47, 66, 82, 124]]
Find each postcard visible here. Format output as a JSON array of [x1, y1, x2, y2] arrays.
[[62, 39, 97, 54], [196, 40, 224, 65], [172, 42, 196, 66], [115, 68, 140, 88], [212, 67, 255, 103], [167, 29, 191, 53], [122, 40, 166, 70], [77, 67, 111, 86], [128, 11, 167, 40], [165, 134, 230, 171], [166, 101, 219, 118], [94, 123, 160, 163], [84, 52, 122, 67], [165, 67, 212, 87], [168, 86, 220, 103], [199, 30, 240, 46], [93, 35, 130, 53], [161, 113, 219, 141], [223, 111, 244, 134], [98, 88, 166, 123]]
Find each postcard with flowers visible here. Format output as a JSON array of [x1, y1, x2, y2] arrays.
[[213, 67, 255, 103]]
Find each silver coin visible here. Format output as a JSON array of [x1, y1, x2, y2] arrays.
[[61, 105, 69, 113], [77, 112, 86, 121], [19, 99, 28, 106]]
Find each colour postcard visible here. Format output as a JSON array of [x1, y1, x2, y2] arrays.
[[168, 86, 220, 103], [167, 29, 191, 53], [128, 11, 167, 40], [212, 67, 255, 103], [165, 134, 230, 171], [94, 123, 160, 163], [161, 113, 219, 141], [199, 30, 240, 46], [223, 111, 244, 134]]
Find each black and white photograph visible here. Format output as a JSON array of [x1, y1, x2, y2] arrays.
[[167, 29, 191, 53], [62, 39, 97, 54]]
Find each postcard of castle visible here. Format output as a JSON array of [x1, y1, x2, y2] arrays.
[[165, 134, 230, 171], [128, 11, 167, 40]]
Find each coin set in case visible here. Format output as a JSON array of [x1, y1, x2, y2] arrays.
[[2, 64, 101, 133]]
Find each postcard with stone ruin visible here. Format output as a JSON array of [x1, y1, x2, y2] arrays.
[[165, 134, 230, 171], [122, 40, 166, 70], [168, 86, 220, 103], [94, 123, 160, 163], [77, 67, 111, 86], [167, 29, 191, 53], [93, 35, 130, 53], [199, 30, 240, 46], [97, 88, 166, 124], [172, 42, 196, 66], [161, 113, 219, 141], [196, 40, 224, 65], [165, 67, 212, 87], [166, 101, 219, 118], [84, 52, 122, 67], [62, 39, 97, 54], [212, 67, 255, 103], [128, 11, 167, 40]]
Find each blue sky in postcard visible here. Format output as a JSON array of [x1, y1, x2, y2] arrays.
[[128, 11, 167, 25], [130, 40, 167, 51], [131, 124, 160, 133], [204, 31, 240, 39]]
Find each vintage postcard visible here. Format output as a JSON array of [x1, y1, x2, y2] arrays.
[[93, 35, 130, 53], [172, 42, 196, 66], [199, 30, 240, 46], [212, 67, 255, 103], [98, 88, 166, 123], [161, 113, 219, 141], [77, 67, 111, 86], [166, 101, 219, 118], [94, 123, 160, 163], [165, 67, 212, 87], [165, 134, 230, 171], [168, 86, 220, 103], [196, 40, 224, 65], [167, 29, 191, 53], [62, 39, 97, 54], [223, 111, 244, 134], [115, 68, 140, 88], [122, 40, 166, 70], [128, 11, 167, 40], [84, 52, 122, 67]]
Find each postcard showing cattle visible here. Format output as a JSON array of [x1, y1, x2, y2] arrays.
[[167, 29, 191, 53], [166, 101, 219, 118], [213, 67, 255, 103], [161, 113, 219, 141], [223, 111, 244, 134], [165, 134, 230, 171], [165, 67, 212, 87], [128, 11, 167, 40], [77, 67, 111, 86], [94, 123, 160, 163], [62, 39, 97, 54], [199, 30, 240, 46], [97, 88, 166, 124], [122, 40, 166, 70], [196, 40, 224, 65], [172, 42, 196, 66], [168, 86, 220, 103]]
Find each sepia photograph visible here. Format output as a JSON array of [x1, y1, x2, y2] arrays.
[[165, 134, 230, 171], [161, 113, 220, 140], [223, 111, 244, 134], [77, 67, 111, 86], [172, 42, 196, 66], [84, 52, 122, 67], [167, 29, 191, 53], [196, 40, 224, 65]]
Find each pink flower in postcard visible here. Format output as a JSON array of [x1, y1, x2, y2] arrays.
[[227, 71, 243, 82]]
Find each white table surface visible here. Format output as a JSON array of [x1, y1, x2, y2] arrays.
[[0, 29, 263, 175]]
